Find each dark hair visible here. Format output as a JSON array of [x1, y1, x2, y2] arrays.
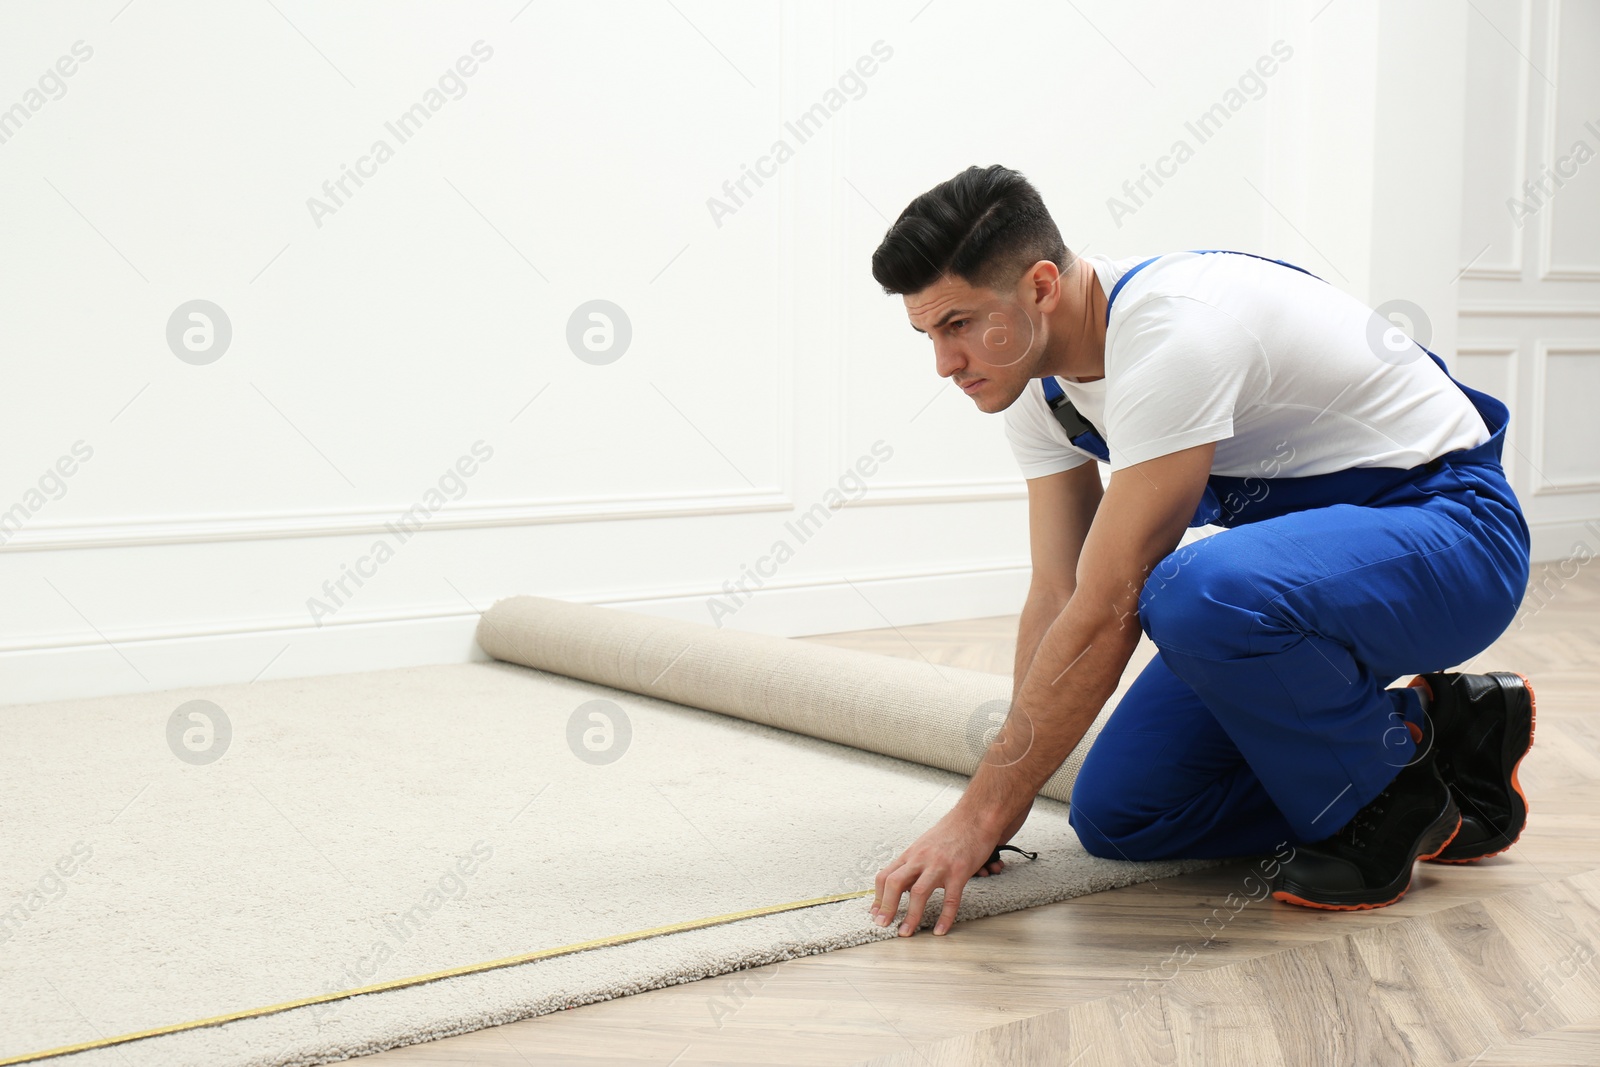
[[870, 165, 1070, 296]]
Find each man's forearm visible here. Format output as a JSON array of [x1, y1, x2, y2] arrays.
[[964, 588, 1141, 837], [1011, 580, 1072, 704]]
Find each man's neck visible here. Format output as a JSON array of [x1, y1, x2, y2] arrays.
[[1045, 257, 1107, 383]]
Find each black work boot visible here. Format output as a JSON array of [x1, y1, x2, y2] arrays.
[[1410, 671, 1536, 863], [1271, 719, 1460, 910]]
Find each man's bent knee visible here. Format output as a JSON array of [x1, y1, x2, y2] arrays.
[[1070, 778, 1161, 861]]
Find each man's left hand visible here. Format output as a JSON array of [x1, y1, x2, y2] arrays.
[[870, 806, 999, 936]]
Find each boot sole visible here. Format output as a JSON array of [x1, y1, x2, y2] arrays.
[[1271, 800, 1461, 911], [1428, 671, 1535, 864]]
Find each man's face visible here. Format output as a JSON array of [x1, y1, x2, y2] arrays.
[[904, 273, 1044, 414]]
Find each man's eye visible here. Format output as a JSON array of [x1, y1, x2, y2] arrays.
[[950, 319, 969, 330]]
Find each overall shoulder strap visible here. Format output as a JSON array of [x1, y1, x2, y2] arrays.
[[1169, 252, 1493, 438], [1104, 249, 1325, 325], [1043, 250, 1331, 466], [1038, 376, 1106, 459], [1104, 255, 1164, 323]]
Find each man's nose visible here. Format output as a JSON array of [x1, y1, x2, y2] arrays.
[[934, 341, 964, 379]]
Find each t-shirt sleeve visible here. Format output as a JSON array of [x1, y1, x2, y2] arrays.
[[1003, 379, 1094, 479], [1102, 295, 1263, 471]]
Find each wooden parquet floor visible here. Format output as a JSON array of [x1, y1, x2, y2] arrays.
[[362, 562, 1600, 1067]]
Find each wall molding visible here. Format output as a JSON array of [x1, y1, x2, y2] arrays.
[[0, 561, 1034, 706], [1462, 267, 1525, 282], [1456, 342, 1520, 428], [1458, 301, 1600, 317], [1534, 0, 1563, 283], [1530, 341, 1600, 497], [1539, 268, 1600, 283], [1463, 0, 1534, 278], [854, 478, 1028, 506], [0, 487, 795, 553], [1453, 340, 1523, 494], [1528, 0, 1600, 284]]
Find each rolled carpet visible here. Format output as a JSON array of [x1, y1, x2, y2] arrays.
[[475, 595, 1105, 806]]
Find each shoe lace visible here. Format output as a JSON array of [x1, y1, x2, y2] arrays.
[[1338, 788, 1392, 850], [1433, 744, 1454, 782]]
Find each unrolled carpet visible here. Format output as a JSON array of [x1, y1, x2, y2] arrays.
[[0, 600, 1209, 1067]]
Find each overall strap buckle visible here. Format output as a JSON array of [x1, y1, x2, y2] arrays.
[[1040, 376, 1110, 462]]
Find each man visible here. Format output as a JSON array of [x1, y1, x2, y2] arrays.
[[867, 164, 1535, 933]]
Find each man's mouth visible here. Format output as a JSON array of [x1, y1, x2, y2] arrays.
[[959, 378, 986, 395]]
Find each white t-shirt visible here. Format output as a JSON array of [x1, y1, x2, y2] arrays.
[[1004, 252, 1490, 480]]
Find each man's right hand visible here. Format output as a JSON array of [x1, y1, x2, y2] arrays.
[[972, 803, 1033, 876]]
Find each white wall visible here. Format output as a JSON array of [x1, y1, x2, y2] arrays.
[[1, 0, 1585, 705], [1452, 0, 1600, 565]]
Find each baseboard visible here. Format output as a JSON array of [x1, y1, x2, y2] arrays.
[[0, 564, 1032, 708], [1529, 516, 1600, 566], [0, 610, 490, 710], [603, 562, 1032, 636], [10, 517, 1579, 709]]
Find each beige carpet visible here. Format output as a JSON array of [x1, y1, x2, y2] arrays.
[[1, 602, 1211, 1067], [473, 595, 1113, 805]]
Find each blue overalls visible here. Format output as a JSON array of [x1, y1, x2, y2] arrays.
[[1058, 251, 1532, 860]]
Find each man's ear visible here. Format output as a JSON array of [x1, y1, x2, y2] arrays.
[[1026, 260, 1063, 313]]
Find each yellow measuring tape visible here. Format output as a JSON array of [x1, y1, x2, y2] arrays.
[[3, 888, 874, 1066]]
